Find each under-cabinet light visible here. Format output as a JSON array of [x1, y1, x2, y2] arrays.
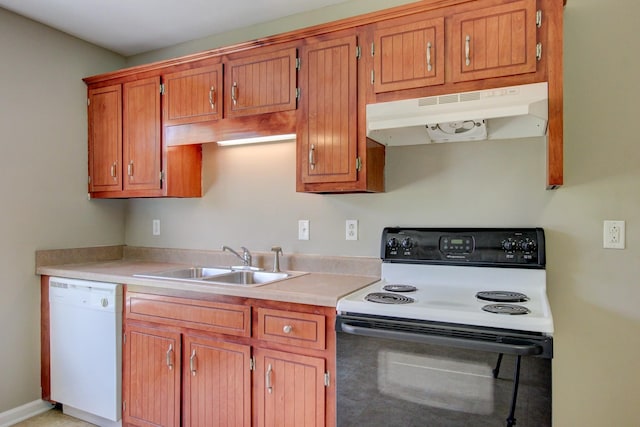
[[216, 133, 296, 146]]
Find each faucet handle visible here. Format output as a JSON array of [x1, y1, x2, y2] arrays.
[[271, 246, 283, 272]]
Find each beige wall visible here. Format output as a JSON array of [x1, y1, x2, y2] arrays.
[[125, 0, 640, 426], [0, 9, 126, 412]]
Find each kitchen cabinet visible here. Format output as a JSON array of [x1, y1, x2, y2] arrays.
[[183, 336, 251, 427], [162, 63, 223, 126], [123, 324, 181, 427], [253, 348, 326, 427], [371, 14, 445, 93], [122, 76, 162, 193], [224, 47, 298, 118], [86, 76, 202, 199], [88, 77, 161, 195], [123, 291, 334, 426], [451, 0, 538, 82], [297, 31, 385, 193], [84, 0, 563, 189], [88, 84, 122, 193]]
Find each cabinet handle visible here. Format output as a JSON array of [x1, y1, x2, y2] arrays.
[[426, 42, 432, 72], [231, 82, 238, 106], [209, 86, 216, 109], [283, 325, 293, 334], [166, 344, 174, 371], [110, 162, 117, 179], [266, 363, 273, 394], [127, 161, 134, 177], [309, 144, 316, 170], [190, 349, 197, 376], [465, 35, 471, 67]]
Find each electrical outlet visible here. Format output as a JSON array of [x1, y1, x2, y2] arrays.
[[298, 220, 310, 240], [152, 219, 160, 236], [603, 220, 625, 249], [346, 219, 358, 240]]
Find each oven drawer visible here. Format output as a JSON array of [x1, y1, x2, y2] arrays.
[[256, 307, 325, 349]]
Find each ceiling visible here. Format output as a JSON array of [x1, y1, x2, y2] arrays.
[[0, 0, 349, 56]]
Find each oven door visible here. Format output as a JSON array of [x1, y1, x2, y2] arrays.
[[336, 315, 551, 427]]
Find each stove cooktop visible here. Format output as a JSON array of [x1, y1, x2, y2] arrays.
[[336, 228, 553, 335]]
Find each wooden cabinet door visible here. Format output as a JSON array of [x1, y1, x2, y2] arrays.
[[123, 76, 162, 192], [451, 0, 538, 82], [163, 64, 223, 126], [297, 34, 358, 186], [373, 15, 445, 93], [88, 84, 122, 193], [254, 348, 326, 427], [224, 47, 297, 118], [123, 325, 181, 427], [183, 336, 251, 427]]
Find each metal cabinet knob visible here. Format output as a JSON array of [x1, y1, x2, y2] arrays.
[[283, 325, 293, 334]]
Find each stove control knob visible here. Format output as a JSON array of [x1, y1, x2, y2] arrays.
[[386, 237, 399, 249], [519, 239, 537, 252], [401, 237, 413, 249], [501, 239, 516, 252]]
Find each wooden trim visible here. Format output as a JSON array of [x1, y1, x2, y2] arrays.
[[544, 0, 564, 188], [40, 276, 51, 402]]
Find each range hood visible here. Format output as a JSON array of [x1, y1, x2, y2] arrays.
[[366, 82, 548, 146]]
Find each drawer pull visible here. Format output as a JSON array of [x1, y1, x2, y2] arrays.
[[465, 35, 471, 66], [231, 82, 238, 106], [190, 349, 197, 376], [283, 325, 293, 334], [208, 86, 216, 109], [266, 363, 273, 394], [166, 344, 174, 371], [426, 41, 432, 72]]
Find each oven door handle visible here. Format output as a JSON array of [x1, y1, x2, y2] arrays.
[[338, 321, 544, 356]]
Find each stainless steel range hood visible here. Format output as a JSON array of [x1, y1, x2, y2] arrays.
[[366, 82, 548, 146]]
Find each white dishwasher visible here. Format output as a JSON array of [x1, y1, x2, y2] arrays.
[[49, 277, 122, 427]]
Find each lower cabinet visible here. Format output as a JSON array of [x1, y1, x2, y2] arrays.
[[253, 348, 326, 427], [123, 291, 334, 427], [183, 336, 252, 427], [123, 325, 181, 427]]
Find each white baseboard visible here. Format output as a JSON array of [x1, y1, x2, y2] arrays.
[[0, 399, 54, 427]]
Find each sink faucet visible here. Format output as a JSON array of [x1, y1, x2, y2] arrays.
[[271, 246, 283, 273], [222, 245, 252, 267]]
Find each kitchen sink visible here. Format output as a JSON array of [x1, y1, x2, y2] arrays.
[[135, 267, 305, 287], [203, 270, 290, 286], [135, 267, 232, 281]]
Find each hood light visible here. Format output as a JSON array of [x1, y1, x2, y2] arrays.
[[216, 133, 296, 146]]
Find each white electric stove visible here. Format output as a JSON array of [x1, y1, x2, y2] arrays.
[[336, 227, 554, 427]]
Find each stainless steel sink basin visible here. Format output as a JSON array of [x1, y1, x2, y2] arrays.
[[135, 267, 305, 287], [135, 267, 232, 281], [203, 270, 290, 286]]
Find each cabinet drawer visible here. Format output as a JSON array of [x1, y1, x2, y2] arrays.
[[126, 292, 251, 337], [256, 308, 326, 350]]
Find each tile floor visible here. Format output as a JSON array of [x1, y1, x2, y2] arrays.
[[11, 407, 95, 426]]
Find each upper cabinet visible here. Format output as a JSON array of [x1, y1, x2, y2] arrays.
[[372, 14, 445, 93], [450, 0, 538, 82], [84, 0, 564, 194], [297, 34, 358, 188], [88, 77, 163, 197], [86, 74, 202, 199], [162, 63, 223, 126], [122, 76, 162, 193], [296, 31, 385, 193], [224, 47, 298, 118], [88, 84, 122, 194]]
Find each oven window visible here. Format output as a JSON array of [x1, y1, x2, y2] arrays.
[[337, 332, 551, 427]]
